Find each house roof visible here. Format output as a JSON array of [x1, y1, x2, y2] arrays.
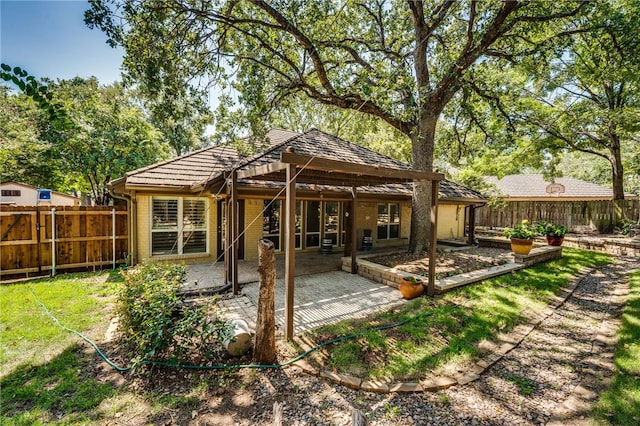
[[110, 128, 485, 203], [484, 174, 637, 200], [0, 181, 80, 201]]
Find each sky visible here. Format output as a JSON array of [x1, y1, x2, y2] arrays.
[[0, 0, 124, 84]]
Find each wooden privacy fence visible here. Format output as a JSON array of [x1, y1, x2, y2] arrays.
[[1, 205, 128, 279], [475, 199, 640, 232]]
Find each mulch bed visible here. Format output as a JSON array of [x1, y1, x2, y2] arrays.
[[367, 246, 513, 279]]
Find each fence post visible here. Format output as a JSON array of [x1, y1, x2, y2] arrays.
[[51, 208, 56, 277], [112, 208, 116, 270]]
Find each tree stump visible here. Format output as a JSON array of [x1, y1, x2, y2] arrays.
[[254, 238, 276, 363], [273, 401, 283, 426], [352, 408, 368, 426]]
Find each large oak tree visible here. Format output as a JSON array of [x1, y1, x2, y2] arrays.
[[87, 0, 586, 251]]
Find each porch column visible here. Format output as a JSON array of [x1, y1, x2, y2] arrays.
[[351, 186, 358, 274], [231, 170, 239, 294], [284, 162, 296, 340], [427, 180, 439, 296]]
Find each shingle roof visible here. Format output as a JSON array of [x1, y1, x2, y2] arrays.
[[484, 174, 635, 200], [111, 129, 297, 190], [111, 128, 484, 202]]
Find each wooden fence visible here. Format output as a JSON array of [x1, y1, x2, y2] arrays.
[[475, 199, 640, 232], [1, 205, 128, 279]]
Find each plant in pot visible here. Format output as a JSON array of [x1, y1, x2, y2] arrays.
[[535, 221, 568, 246], [504, 220, 536, 255], [399, 276, 424, 299]]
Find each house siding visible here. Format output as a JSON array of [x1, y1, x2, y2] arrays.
[[136, 195, 150, 261], [438, 204, 465, 239], [243, 199, 264, 261]]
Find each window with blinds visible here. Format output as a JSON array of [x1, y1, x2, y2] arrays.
[[151, 197, 208, 256]]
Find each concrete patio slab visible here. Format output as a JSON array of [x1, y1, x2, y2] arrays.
[[217, 270, 406, 336]]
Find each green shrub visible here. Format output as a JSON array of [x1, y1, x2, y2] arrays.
[[117, 262, 231, 365]]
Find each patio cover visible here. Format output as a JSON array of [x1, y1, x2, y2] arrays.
[[233, 147, 444, 339]]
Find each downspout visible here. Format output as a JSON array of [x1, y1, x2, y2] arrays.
[[108, 184, 137, 266]]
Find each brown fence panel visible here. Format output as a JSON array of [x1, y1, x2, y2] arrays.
[[476, 199, 639, 233], [1, 205, 128, 280]]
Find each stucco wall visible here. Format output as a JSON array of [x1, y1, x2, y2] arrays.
[[437, 204, 465, 239], [243, 199, 264, 261]]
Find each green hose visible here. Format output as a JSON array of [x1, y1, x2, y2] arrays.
[[31, 289, 436, 372]]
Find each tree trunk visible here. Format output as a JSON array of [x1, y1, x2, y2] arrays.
[[254, 238, 276, 363], [408, 113, 438, 253], [609, 133, 625, 201]]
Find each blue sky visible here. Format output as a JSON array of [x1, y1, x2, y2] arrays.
[[1, 0, 124, 84]]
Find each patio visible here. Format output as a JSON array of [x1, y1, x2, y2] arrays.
[[182, 250, 407, 336]]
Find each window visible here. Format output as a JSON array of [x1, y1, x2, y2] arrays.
[[306, 200, 321, 247], [324, 202, 339, 245], [1, 189, 21, 197], [151, 197, 208, 256], [377, 203, 400, 240], [263, 200, 280, 249]]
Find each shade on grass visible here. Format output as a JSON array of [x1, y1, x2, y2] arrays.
[[306, 248, 612, 381]]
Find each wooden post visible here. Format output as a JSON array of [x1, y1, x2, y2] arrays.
[[427, 180, 439, 296], [112, 208, 116, 270], [231, 170, 239, 294], [284, 161, 296, 340], [350, 187, 358, 274], [254, 238, 276, 363], [51, 208, 56, 277]]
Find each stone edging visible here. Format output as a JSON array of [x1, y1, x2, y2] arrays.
[[289, 266, 595, 393]]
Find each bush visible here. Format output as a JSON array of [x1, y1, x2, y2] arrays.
[[117, 262, 232, 365]]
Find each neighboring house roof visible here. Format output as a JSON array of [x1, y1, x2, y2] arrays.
[[0, 181, 80, 201], [483, 174, 637, 200], [110, 128, 485, 203]]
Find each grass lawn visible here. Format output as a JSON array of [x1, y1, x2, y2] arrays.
[[0, 271, 119, 425], [304, 248, 612, 380], [592, 269, 640, 425], [0, 249, 625, 425]]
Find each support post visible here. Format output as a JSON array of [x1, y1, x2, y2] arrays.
[[284, 162, 296, 340], [51, 208, 56, 277], [351, 187, 358, 274], [231, 170, 239, 294], [427, 180, 439, 296], [254, 239, 276, 363], [112, 208, 116, 270]]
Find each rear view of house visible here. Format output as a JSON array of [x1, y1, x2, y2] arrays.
[[109, 129, 485, 267]]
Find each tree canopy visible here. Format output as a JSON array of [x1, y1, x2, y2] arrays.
[[87, 0, 587, 251], [1, 78, 168, 204]]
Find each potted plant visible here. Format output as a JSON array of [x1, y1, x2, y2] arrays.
[[535, 221, 568, 246], [399, 276, 424, 299], [504, 220, 536, 255]]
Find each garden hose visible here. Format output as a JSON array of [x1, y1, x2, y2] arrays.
[[30, 288, 440, 372]]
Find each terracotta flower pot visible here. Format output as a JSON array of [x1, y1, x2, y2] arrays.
[[546, 236, 564, 246], [510, 238, 534, 255], [399, 279, 424, 299]]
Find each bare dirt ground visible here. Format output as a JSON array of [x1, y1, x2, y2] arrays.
[[367, 247, 513, 279], [89, 257, 638, 425]]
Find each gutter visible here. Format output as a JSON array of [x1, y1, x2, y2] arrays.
[[108, 182, 137, 266]]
